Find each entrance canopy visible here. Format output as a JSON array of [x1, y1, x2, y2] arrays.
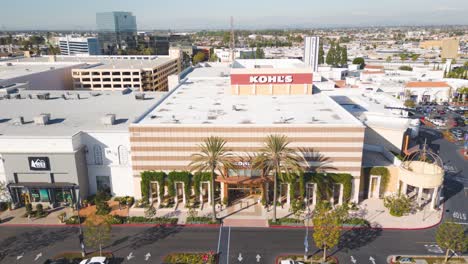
[[216, 176, 271, 185], [8, 182, 77, 188]]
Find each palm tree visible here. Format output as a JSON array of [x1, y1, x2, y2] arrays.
[[253, 135, 305, 222], [189, 136, 233, 221]]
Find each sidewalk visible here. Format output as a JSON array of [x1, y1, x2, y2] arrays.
[[0, 198, 443, 229], [0, 206, 75, 225]]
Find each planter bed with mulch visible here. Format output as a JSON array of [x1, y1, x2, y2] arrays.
[[163, 252, 217, 264]]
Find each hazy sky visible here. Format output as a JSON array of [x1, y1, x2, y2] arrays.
[[1, 0, 468, 30]]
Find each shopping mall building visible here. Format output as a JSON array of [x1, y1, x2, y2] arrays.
[[130, 60, 365, 205]]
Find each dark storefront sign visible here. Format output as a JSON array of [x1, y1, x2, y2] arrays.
[[28, 157, 51, 171]]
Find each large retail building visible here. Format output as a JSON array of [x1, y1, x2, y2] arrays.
[[130, 62, 365, 204]]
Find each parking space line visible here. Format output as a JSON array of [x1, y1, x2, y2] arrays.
[[227, 227, 231, 264]]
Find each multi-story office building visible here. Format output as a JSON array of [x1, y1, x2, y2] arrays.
[[58, 36, 101, 56], [71, 49, 182, 91], [96, 11, 137, 54], [303, 36, 320, 72]]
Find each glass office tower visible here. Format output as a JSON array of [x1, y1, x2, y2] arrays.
[[96, 11, 137, 54]]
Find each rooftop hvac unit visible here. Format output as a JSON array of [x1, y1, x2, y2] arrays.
[[12, 116, 24, 126], [135, 93, 146, 100], [36, 93, 50, 100], [102, 114, 116, 125], [6, 62, 12, 66], [34, 113, 51, 125]]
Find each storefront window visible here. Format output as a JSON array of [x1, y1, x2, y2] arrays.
[[55, 189, 72, 203], [39, 189, 50, 202], [30, 189, 40, 202]]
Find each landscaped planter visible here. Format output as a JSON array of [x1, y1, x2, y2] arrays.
[[186, 217, 219, 225], [164, 252, 217, 264], [268, 218, 304, 226]]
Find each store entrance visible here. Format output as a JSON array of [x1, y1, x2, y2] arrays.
[[228, 183, 262, 204]]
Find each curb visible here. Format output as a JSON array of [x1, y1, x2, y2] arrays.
[[275, 254, 339, 264]]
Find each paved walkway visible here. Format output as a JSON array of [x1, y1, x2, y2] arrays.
[[0, 198, 443, 229], [0, 206, 75, 225]]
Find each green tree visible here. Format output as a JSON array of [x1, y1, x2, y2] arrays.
[[340, 46, 348, 67], [334, 43, 342, 67], [411, 53, 420, 61], [404, 99, 416, 108], [189, 136, 234, 221], [253, 135, 304, 222], [312, 202, 341, 262], [383, 194, 413, 217], [210, 53, 219, 62], [142, 48, 154, 55], [192, 51, 206, 65], [352, 57, 365, 69], [435, 222, 468, 263], [318, 42, 325, 65], [442, 58, 447, 64], [386, 56, 392, 63], [255, 47, 265, 59], [84, 215, 112, 257], [326, 42, 335, 66], [399, 53, 409, 61]]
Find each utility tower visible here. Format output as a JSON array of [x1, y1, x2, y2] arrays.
[[230, 16, 235, 63]]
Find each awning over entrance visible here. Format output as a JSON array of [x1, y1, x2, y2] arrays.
[[216, 176, 271, 185], [8, 182, 77, 188]]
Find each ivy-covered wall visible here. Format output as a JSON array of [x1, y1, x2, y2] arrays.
[[140, 171, 166, 202], [369, 167, 390, 196], [302, 172, 353, 202], [167, 171, 192, 199], [193, 172, 212, 197]]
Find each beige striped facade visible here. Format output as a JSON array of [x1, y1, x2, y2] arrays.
[[129, 125, 366, 198]]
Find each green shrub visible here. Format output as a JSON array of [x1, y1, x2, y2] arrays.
[[186, 216, 218, 224], [127, 216, 177, 224], [108, 215, 124, 224], [126, 197, 134, 207], [384, 194, 413, 217], [95, 201, 111, 215], [399, 65, 413, 71], [268, 218, 303, 226], [25, 203, 33, 214], [94, 191, 111, 204], [0, 202, 8, 211], [140, 171, 166, 203], [164, 252, 216, 264], [343, 217, 370, 227], [65, 215, 86, 224], [36, 204, 44, 216]]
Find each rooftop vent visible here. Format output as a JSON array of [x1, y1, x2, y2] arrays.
[[171, 115, 180, 124], [101, 114, 116, 125], [12, 116, 24, 126], [34, 113, 51, 125], [36, 93, 50, 100], [135, 93, 146, 100]]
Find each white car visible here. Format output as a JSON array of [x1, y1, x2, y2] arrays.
[[280, 260, 305, 264], [79, 257, 109, 264]]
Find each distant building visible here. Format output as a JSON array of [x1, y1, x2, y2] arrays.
[[404, 81, 451, 103], [441, 39, 459, 59], [303, 36, 320, 72], [58, 36, 101, 56], [96, 11, 137, 54]]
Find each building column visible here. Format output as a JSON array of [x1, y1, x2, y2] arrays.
[[182, 182, 186, 204], [220, 182, 226, 203], [430, 186, 439, 211], [156, 182, 161, 205], [286, 184, 291, 205], [338, 184, 344, 205], [312, 184, 317, 206], [352, 177, 360, 203], [417, 187, 424, 204], [401, 182, 408, 195]]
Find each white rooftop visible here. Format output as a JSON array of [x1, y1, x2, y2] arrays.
[[233, 59, 307, 69], [0, 61, 82, 81], [0, 90, 166, 136], [138, 68, 362, 126], [1, 55, 175, 72]]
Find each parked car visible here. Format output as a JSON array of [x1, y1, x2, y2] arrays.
[[438, 109, 446, 115], [443, 102, 449, 106], [450, 128, 465, 141], [79, 257, 109, 264], [448, 106, 459, 111]]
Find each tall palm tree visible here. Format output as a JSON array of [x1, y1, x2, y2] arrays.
[[189, 136, 233, 221], [253, 135, 305, 222]]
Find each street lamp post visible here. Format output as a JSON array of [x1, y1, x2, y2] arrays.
[[304, 186, 311, 261], [76, 188, 86, 257]]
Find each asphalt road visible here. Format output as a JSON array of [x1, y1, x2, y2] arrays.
[[0, 127, 466, 264]]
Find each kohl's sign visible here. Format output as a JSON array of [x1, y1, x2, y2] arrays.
[[28, 157, 51, 171], [249, 75, 293, 84], [231, 73, 312, 85]]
